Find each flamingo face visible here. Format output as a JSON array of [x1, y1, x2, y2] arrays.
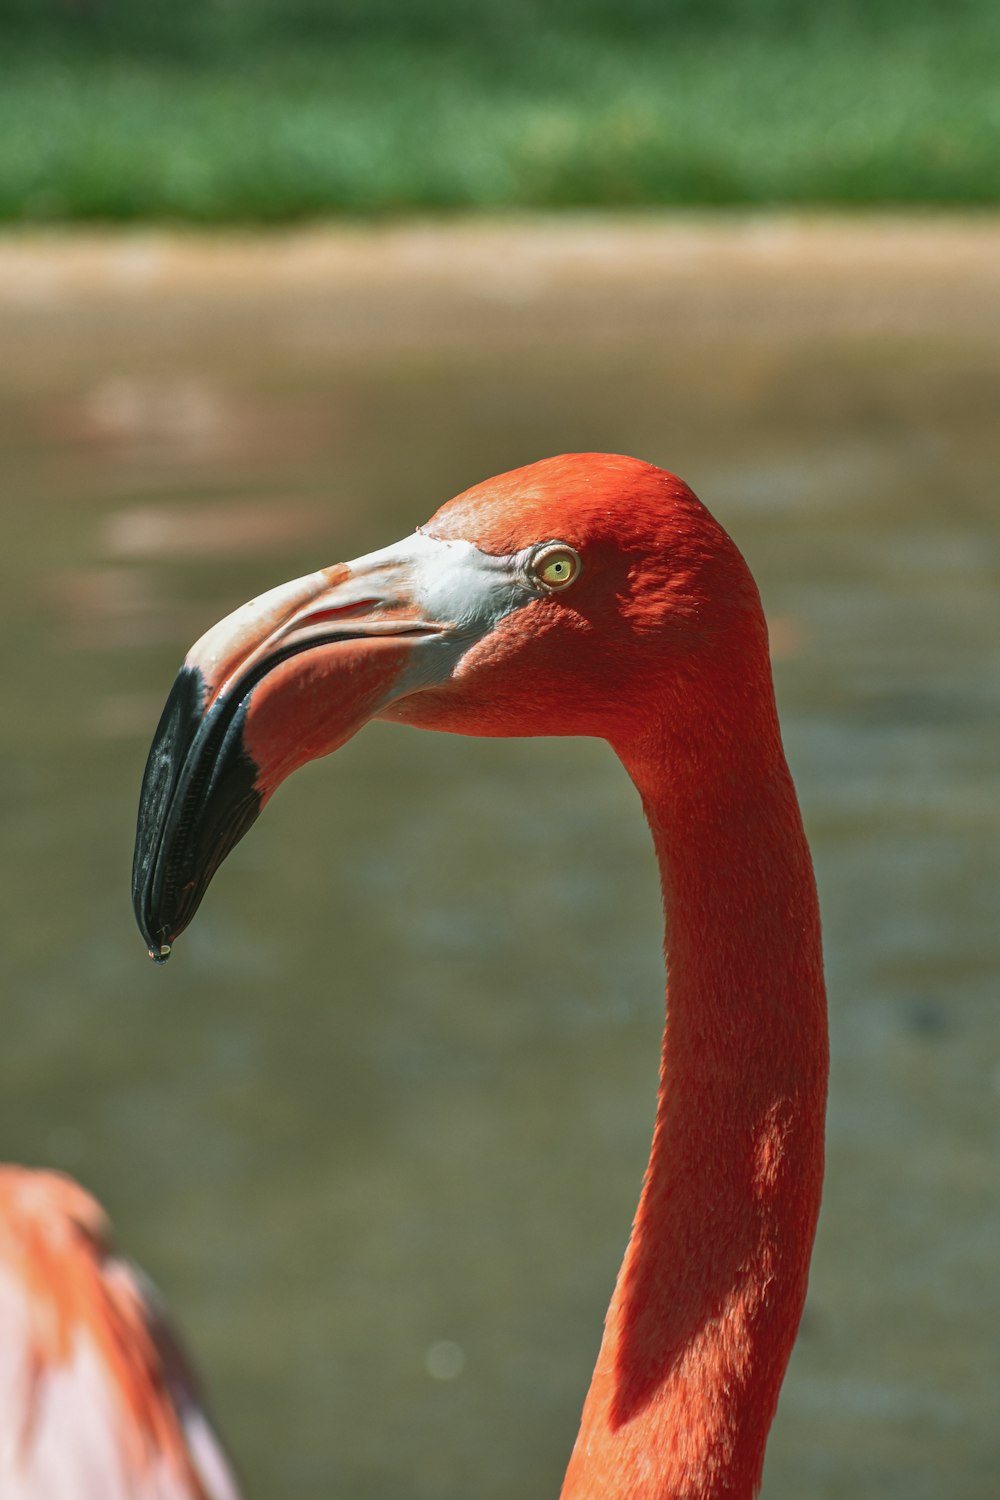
[[133, 454, 759, 959]]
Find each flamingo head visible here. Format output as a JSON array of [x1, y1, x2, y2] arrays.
[[132, 453, 765, 959]]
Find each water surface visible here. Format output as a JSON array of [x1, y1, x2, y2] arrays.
[[1, 221, 998, 1499]]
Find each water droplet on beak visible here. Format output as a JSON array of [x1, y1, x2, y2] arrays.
[[149, 944, 172, 964]]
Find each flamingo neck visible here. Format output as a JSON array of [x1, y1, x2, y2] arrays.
[[561, 704, 828, 1500]]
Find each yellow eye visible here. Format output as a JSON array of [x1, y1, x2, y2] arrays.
[[533, 544, 582, 591]]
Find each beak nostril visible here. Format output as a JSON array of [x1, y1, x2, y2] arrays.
[[293, 600, 381, 629]]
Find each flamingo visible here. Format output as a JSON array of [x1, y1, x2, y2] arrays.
[[132, 453, 828, 1500], [0, 1165, 243, 1500]]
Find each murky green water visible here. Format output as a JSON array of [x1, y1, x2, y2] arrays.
[[1, 226, 998, 1499]]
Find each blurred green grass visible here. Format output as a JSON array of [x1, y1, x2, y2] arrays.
[[1, 0, 997, 220]]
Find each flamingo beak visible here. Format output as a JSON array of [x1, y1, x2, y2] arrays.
[[132, 531, 526, 961]]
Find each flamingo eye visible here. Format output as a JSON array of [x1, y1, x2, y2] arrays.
[[532, 544, 582, 591]]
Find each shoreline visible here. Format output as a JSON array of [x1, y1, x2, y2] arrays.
[[7, 214, 999, 393], [4, 213, 1000, 287]]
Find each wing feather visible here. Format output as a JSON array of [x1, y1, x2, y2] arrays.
[[0, 1168, 244, 1500]]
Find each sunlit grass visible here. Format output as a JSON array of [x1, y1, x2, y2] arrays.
[[2, 15, 997, 220]]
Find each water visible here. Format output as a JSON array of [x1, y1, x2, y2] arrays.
[[1, 221, 998, 1499]]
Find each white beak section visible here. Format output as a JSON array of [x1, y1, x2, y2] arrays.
[[347, 530, 535, 696], [350, 530, 528, 633]]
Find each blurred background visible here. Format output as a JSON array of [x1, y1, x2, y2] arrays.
[[1, 4, 998, 1500]]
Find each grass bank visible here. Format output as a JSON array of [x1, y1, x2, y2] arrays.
[[2, 1, 997, 220]]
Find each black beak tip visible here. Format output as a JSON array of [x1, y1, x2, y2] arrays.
[[132, 664, 263, 960], [132, 666, 207, 956]]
